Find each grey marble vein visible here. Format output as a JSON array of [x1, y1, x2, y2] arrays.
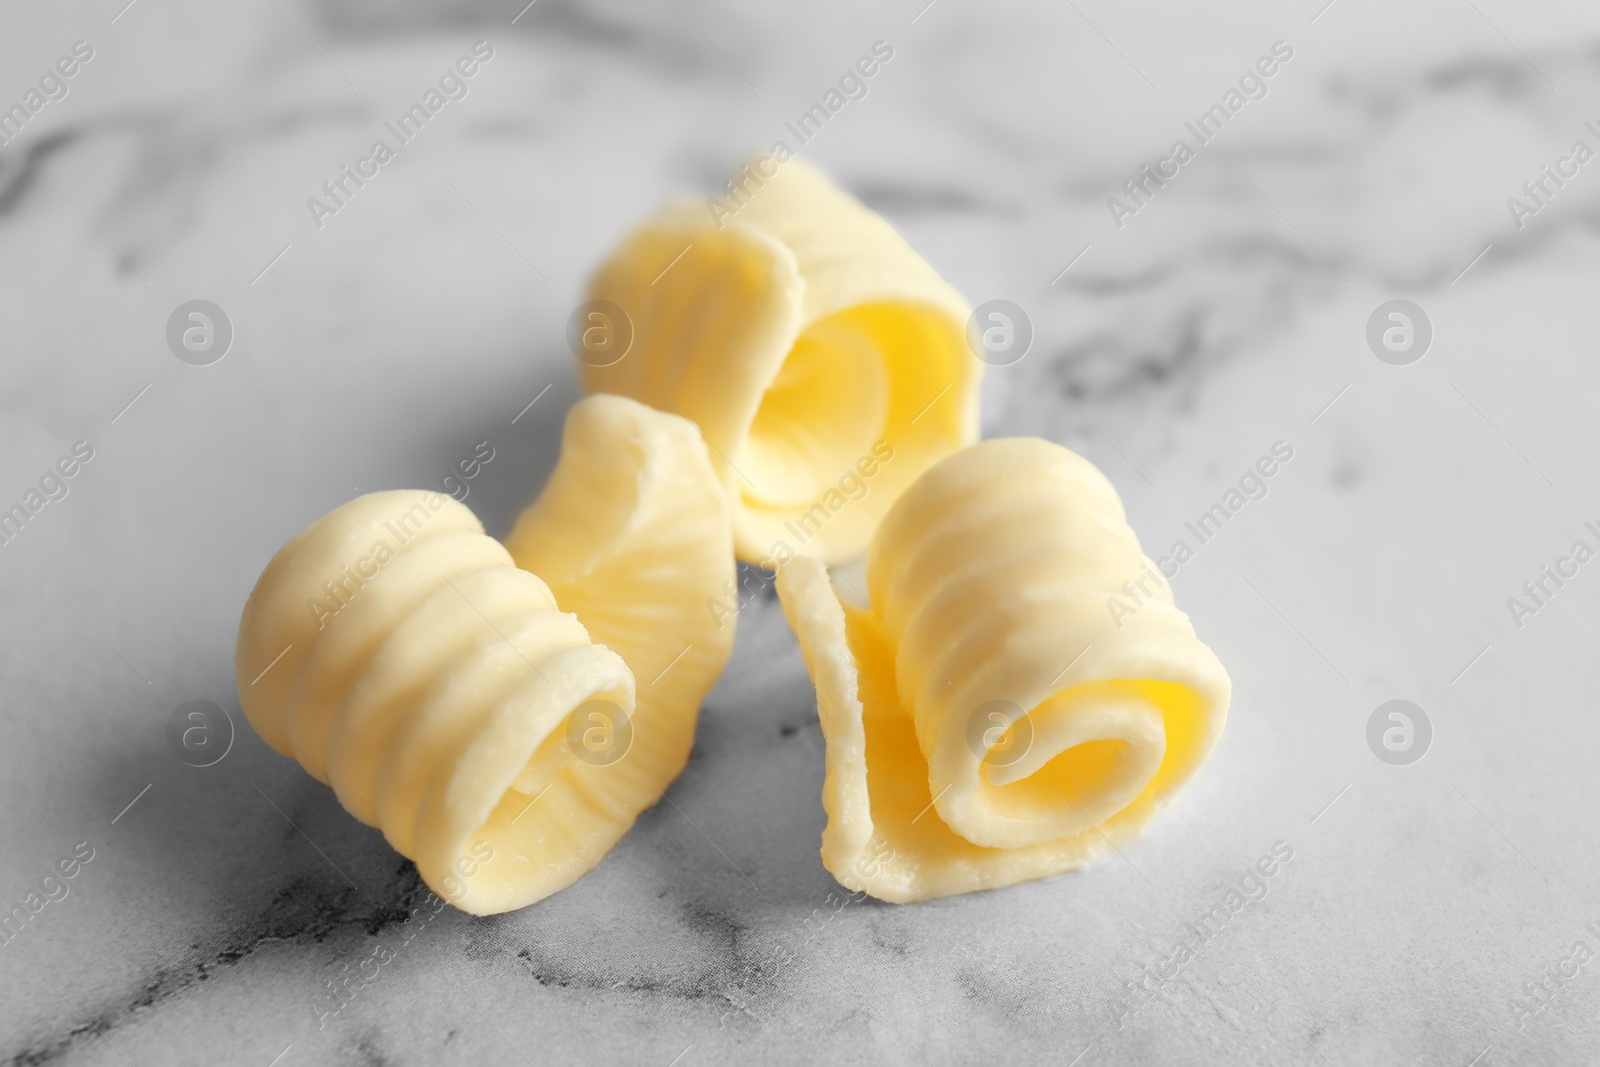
[[4, 0, 1600, 1064]]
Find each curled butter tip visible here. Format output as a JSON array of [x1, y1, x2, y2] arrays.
[[580, 157, 979, 565], [234, 395, 734, 915], [776, 437, 1232, 903]]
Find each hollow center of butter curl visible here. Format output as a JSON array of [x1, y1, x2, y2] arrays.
[[971, 690, 1168, 846], [505, 693, 627, 796], [510, 723, 574, 796], [740, 307, 890, 508]]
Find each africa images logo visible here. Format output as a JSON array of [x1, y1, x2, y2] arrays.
[[1106, 40, 1295, 230], [306, 492, 448, 630], [305, 42, 495, 230]]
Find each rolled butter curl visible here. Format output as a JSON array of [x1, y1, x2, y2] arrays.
[[583, 158, 978, 564], [236, 395, 733, 914], [777, 438, 1230, 902]]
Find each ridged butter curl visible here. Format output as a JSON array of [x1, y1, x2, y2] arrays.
[[582, 159, 978, 564], [235, 395, 733, 915], [777, 437, 1231, 902]]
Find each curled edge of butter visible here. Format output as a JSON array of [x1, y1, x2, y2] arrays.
[[582, 158, 979, 566], [234, 394, 734, 914], [775, 438, 1231, 903]]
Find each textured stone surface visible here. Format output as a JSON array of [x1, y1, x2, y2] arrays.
[[2, 1, 1598, 1063]]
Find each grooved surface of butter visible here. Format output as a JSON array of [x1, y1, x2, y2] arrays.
[[776, 438, 1231, 902], [235, 395, 733, 915], [504, 392, 736, 860], [583, 159, 979, 564]]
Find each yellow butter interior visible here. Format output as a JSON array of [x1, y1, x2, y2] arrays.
[[582, 160, 979, 564]]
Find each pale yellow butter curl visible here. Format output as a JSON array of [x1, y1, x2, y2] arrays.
[[776, 438, 1231, 902], [582, 159, 979, 564], [235, 395, 733, 914]]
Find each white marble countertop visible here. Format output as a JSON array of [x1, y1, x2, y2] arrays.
[[4, 0, 1600, 1063]]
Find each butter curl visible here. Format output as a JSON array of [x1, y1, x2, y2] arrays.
[[777, 438, 1231, 902], [236, 395, 733, 914], [582, 159, 978, 564]]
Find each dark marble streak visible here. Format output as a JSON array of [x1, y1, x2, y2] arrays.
[[0, 129, 78, 218], [1030, 203, 1600, 425], [0, 101, 367, 270], [986, 44, 1600, 431], [6, 795, 841, 1063], [317, 0, 717, 85], [467, 890, 891, 1033], [845, 179, 1019, 219], [1331, 48, 1596, 118], [7, 829, 828, 1062], [6, 861, 429, 1067], [508, 900, 744, 1007], [338, 1031, 394, 1067], [1045, 285, 1269, 408]]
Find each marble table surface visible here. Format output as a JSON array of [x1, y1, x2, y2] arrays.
[[4, 0, 1600, 1063]]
